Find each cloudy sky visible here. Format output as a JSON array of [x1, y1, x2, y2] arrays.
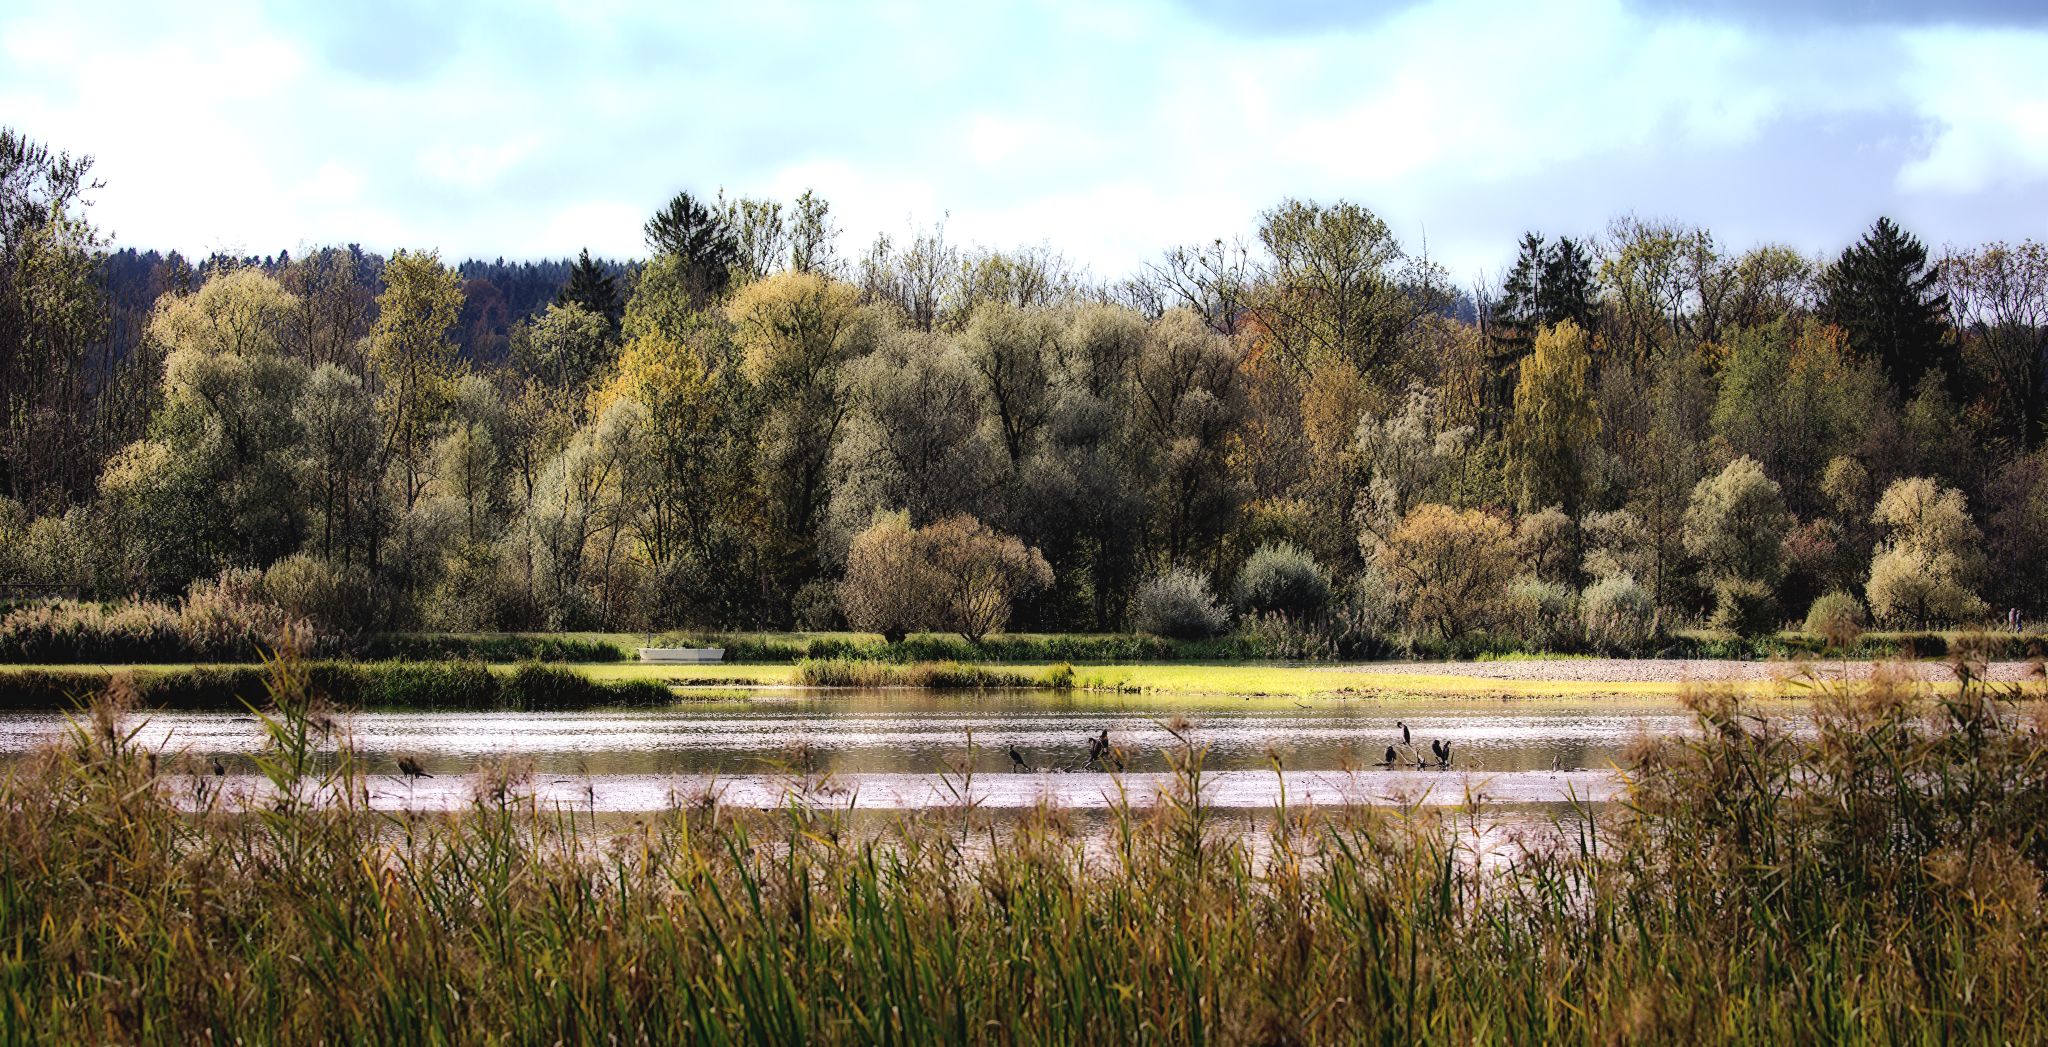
[[3, 0, 2044, 282]]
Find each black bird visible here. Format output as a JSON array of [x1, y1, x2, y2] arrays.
[[1396, 720, 1411, 746], [1008, 746, 1031, 772], [396, 756, 432, 779], [210, 756, 226, 777], [1379, 745, 1397, 768], [1086, 732, 1106, 767], [1432, 739, 1451, 768]]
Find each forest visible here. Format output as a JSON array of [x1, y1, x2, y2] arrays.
[[5, 125, 2047, 654]]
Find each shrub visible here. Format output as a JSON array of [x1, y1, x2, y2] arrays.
[[1867, 546, 1988, 627], [1581, 573, 1656, 653], [1580, 509, 1651, 583], [361, 634, 627, 663], [1821, 454, 1872, 517], [1711, 577, 1779, 638], [1344, 567, 1400, 640], [1231, 543, 1331, 620], [1503, 575, 1578, 652], [839, 513, 1052, 642], [19, 511, 94, 593], [0, 575, 316, 663], [1780, 518, 1853, 613], [1514, 507, 1576, 584], [920, 515, 1053, 642], [801, 636, 861, 660], [423, 542, 523, 632], [1683, 456, 1792, 588], [1865, 478, 1988, 626], [1043, 661, 1075, 690], [182, 568, 305, 657], [1803, 591, 1866, 648], [1236, 610, 1375, 661], [1131, 569, 1230, 639], [0, 600, 183, 662], [792, 580, 843, 632], [263, 554, 376, 638], [0, 497, 27, 588], [1374, 504, 1516, 643], [840, 511, 937, 643]]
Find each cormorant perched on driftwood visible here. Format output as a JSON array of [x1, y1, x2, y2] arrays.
[[396, 756, 432, 779], [1396, 720, 1411, 746], [1431, 739, 1451, 768], [210, 756, 226, 777], [1009, 746, 1031, 772], [1379, 745, 1397, 768]]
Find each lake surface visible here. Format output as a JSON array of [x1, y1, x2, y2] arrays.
[[0, 690, 1724, 812]]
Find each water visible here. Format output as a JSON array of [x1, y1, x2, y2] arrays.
[[0, 690, 1711, 811]]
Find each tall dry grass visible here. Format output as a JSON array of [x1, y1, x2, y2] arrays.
[[1, 650, 2045, 1043]]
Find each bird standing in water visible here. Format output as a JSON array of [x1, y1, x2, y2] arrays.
[[1009, 746, 1031, 772], [396, 756, 432, 779], [1379, 745, 1397, 768], [1396, 720, 1411, 746], [210, 756, 226, 777]]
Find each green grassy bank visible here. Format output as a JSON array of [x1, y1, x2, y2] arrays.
[[4, 657, 1963, 709]]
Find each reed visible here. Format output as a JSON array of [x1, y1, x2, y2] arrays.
[[791, 657, 1051, 689], [0, 653, 2044, 1043], [0, 660, 673, 711]]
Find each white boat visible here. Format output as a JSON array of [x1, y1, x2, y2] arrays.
[[637, 647, 726, 663]]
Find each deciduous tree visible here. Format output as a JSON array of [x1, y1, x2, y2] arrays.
[[1506, 320, 1599, 515]]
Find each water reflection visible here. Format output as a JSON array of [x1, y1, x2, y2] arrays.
[[0, 688, 1743, 810]]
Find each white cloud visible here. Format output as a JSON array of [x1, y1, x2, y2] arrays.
[[0, 0, 2042, 280], [295, 162, 364, 204], [1895, 28, 2048, 194]]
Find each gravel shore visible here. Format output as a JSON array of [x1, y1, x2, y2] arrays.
[[1348, 658, 2042, 684]]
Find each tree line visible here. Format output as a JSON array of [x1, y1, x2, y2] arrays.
[[5, 126, 2046, 648]]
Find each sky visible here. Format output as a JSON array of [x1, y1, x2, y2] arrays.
[[3, 0, 2045, 284]]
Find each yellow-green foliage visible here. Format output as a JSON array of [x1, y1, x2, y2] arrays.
[[1507, 319, 1599, 512]]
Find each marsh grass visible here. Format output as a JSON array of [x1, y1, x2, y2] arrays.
[[2, 651, 2046, 1043], [791, 657, 1066, 690], [0, 660, 673, 711]]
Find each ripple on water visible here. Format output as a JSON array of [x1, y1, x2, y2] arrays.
[[0, 694, 1743, 809]]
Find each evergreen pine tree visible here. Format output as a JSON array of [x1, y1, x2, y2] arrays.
[[644, 190, 740, 300], [555, 248, 622, 328], [1489, 232, 1599, 436], [1820, 217, 1950, 392], [1486, 233, 1549, 434], [1538, 236, 1596, 333]]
